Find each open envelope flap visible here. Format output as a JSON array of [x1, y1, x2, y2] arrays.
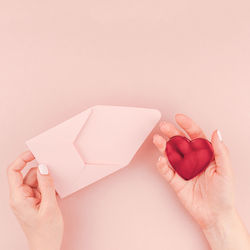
[[74, 105, 161, 166], [56, 105, 161, 197], [26, 105, 161, 198], [26, 108, 92, 191]]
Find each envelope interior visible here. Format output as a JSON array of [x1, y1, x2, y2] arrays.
[[74, 106, 160, 166]]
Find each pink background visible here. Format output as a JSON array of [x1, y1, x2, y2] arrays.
[[1, 0, 250, 249]]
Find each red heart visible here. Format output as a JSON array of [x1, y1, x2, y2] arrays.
[[165, 136, 214, 180]]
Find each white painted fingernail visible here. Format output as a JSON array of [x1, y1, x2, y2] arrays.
[[38, 164, 49, 175], [153, 134, 159, 143], [217, 130, 222, 142]]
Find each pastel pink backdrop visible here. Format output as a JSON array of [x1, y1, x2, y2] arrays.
[[1, 0, 250, 249]]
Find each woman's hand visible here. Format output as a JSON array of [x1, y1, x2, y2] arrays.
[[153, 114, 250, 250], [7, 151, 64, 250]]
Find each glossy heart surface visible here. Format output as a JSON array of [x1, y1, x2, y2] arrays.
[[165, 136, 214, 180]]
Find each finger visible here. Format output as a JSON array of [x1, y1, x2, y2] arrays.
[[37, 164, 58, 211], [211, 130, 232, 176], [204, 161, 217, 178], [33, 189, 41, 201], [159, 121, 186, 138], [7, 151, 35, 193], [175, 114, 207, 139], [23, 167, 38, 188], [156, 156, 185, 193], [153, 134, 166, 153]]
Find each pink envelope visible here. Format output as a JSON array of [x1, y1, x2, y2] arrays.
[[26, 105, 161, 198]]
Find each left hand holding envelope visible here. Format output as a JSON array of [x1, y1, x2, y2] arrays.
[[7, 151, 64, 250]]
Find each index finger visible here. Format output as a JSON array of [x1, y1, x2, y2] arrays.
[[175, 114, 207, 139], [7, 151, 35, 192]]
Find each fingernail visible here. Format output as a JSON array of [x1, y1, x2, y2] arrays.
[[38, 164, 49, 175], [160, 122, 169, 131], [159, 121, 167, 127], [153, 134, 158, 142], [158, 156, 165, 162], [217, 130, 222, 142], [153, 134, 161, 142]]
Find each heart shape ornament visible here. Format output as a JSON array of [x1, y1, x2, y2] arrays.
[[165, 136, 214, 180]]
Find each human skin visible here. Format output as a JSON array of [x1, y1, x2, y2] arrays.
[[153, 114, 250, 250], [7, 114, 250, 250], [7, 151, 64, 250]]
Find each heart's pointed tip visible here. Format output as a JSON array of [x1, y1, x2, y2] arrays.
[[176, 172, 192, 181], [182, 175, 193, 181]]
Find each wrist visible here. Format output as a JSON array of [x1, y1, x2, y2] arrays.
[[202, 208, 250, 250], [201, 207, 237, 232], [29, 243, 61, 250], [28, 237, 62, 250], [29, 242, 61, 250]]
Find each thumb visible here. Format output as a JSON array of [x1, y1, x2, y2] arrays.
[[37, 164, 57, 209], [211, 129, 232, 176]]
